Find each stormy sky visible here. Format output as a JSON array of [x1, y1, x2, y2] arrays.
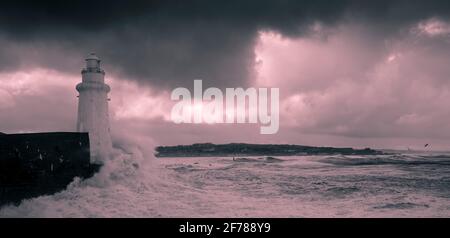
[[2, 0, 450, 150]]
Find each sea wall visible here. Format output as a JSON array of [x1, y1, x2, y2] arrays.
[[0, 132, 100, 206]]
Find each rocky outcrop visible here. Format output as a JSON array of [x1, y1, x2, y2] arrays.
[[155, 143, 383, 157]]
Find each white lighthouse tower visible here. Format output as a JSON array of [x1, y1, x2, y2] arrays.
[[76, 53, 112, 161]]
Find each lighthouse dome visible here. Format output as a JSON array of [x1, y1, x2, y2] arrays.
[[86, 53, 101, 69], [86, 53, 100, 61]]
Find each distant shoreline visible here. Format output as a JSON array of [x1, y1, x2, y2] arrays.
[[155, 143, 383, 158]]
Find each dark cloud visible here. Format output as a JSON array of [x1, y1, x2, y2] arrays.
[[1, 0, 450, 89]]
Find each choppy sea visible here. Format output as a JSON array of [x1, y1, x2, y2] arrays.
[[1, 150, 449, 217]]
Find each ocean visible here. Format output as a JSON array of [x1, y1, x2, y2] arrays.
[[1, 150, 449, 217]]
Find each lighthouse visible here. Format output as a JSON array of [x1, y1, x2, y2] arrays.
[[76, 53, 112, 161]]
